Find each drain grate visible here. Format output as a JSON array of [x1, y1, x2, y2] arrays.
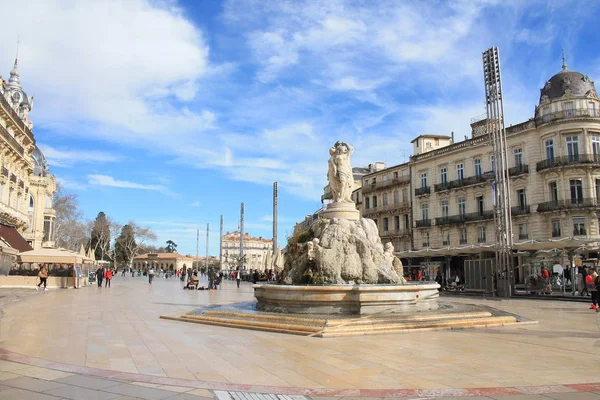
[[215, 390, 307, 400]]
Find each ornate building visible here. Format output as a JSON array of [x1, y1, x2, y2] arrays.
[[398, 59, 600, 285], [221, 231, 273, 271], [0, 58, 56, 254]]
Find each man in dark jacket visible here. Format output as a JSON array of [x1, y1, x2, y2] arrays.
[[95, 267, 104, 288]]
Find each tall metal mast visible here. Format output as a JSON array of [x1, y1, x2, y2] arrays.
[[219, 215, 223, 270], [239, 202, 245, 269], [205, 223, 209, 271], [482, 46, 513, 297], [273, 182, 278, 254]]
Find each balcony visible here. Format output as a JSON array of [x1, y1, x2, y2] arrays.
[[509, 164, 529, 177], [536, 154, 600, 172], [1, 167, 7, 179], [436, 211, 494, 226], [44, 208, 56, 217], [415, 219, 431, 228], [535, 108, 600, 127], [433, 172, 494, 192], [537, 198, 597, 213], [415, 186, 430, 196], [367, 202, 411, 215], [464, 210, 495, 223], [0, 91, 35, 144], [380, 228, 410, 238], [0, 201, 29, 227], [362, 206, 377, 216], [511, 205, 531, 216], [9, 174, 16, 184], [0, 124, 25, 156], [362, 175, 410, 194], [18, 180, 24, 190]]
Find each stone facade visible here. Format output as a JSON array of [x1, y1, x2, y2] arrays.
[[0, 59, 56, 250], [221, 231, 273, 271]]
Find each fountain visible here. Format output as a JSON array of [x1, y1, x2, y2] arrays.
[[161, 142, 531, 336]]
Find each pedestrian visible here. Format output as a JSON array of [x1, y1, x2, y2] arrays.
[[540, 266, 551, 294], [96, 266, 104, 288], [593, 268, 600, 312], [587, 268, 598, 310], [581, 267, 589, 296], [105, 268, 113, 288], [218, 270, 224, 289], [36, 265, 48, 291], [148, 267, 155, 284], [235, 266, 241, 288], [252, 269, 260, 284], [121, 268, 126, 277], [564, 265, 571, 285]]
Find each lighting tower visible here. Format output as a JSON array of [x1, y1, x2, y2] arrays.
[[482, 47, 514, 297]]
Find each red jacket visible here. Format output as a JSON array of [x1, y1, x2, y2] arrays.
[[105, 270, 113, 280]]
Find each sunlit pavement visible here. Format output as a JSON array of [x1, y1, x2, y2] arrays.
[[0, 275, 599, 399]]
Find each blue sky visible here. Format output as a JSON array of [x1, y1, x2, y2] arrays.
[[1, 0, 599, 255]]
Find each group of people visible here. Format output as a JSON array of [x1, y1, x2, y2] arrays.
[[95, 266, 114, 288], [251, 269, 277, 284]]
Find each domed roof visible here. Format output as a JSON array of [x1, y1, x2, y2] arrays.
[[539, 69, 597, 103], [31, 145, 49, 177]]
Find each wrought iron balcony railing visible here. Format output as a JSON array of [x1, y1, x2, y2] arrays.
[[380, 229, 411, 238], [508, 164, 529, 176], [537, 198, 597, 212], [415, 186, 430, 196], [415, 219, 431, 228], [511, 205, 531, 216], [535, 108, 600, 127], [536, 154, 600, 172], [433, 171, 494, 192]]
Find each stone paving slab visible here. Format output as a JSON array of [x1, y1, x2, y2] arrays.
[[1, 278, 600, 399]]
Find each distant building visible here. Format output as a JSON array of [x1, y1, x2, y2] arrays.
[[221, 231, 273, 271], [132, 253, 195, 272]]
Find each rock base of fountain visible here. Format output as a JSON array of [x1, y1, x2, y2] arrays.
[[254, 283, 439, 314]]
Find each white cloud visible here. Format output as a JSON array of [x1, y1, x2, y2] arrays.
[[190, 201, 201, 207], [56, 176, 86, 191], [87, 174, 166, 191], [39, 144, 122, 167]]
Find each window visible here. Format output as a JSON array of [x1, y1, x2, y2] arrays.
[[458, 197, 466, 215], [371, 178, 376, 185], [477, 226, 486, 243], [8, 189, 13, 207], [420, 172, 427, 188], [474, 158, 482, 176], [597, 179, 600, 202], [440, 167, 447, 184], [570, 179, 583, 204], [549, 181, 558, 202], [459, 228, 467, 244], [514, 148, 523, 166], [421, 203, 429, 221], [542, 106, 550, 122], [564, 101, 574, 117], [394, 215, 400, 231], [404, 215, 409, 230], [43, 217, 51, 241], [393, 190, 400, 204], [490, 155, 496, 172], [592, 136, 600, 159], [456, 163, 464, 180], [476, 195, 484, 215], [566, 136, 579, 159], [517, 189, 527, 209], [546, 139, 554, 160], [373, 195, 378, 208], [382, 193, 388, 206], [402, 189, 408, 202], [442, 230, 450, 246], [441, 200, 449, 217], [383, 217, 389, 231], [518, 223, 528, 240], [422, 232, 430, 247], [365, 197, 370, 209], [589, 102, 596, 117], [393, 171, 398, 179], [573, 217, 586, 236], [552, 220, 561, 237], [0, 183, 3, 201]]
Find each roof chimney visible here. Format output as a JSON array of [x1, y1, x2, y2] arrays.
[[451, 131, 454, 143]]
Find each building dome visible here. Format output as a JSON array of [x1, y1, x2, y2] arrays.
[[539, 70, 597, 104], [31, 145, 49, 177]]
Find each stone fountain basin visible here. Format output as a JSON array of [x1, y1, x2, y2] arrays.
[[254, 282, 440, 315]]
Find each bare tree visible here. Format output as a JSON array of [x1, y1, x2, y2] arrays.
[[115, 222, 157, 268], [52, 184, 88, 250]]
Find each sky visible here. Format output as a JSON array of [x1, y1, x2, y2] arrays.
[[1, 0, 599, 256]]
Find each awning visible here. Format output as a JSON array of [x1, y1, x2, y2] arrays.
[[0, 224, 32, 252], [18, 247, 95, 264]]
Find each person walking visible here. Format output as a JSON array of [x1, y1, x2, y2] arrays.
[[235, 267, 241, 288], [105, 268, 113, 288], [581, 267, 589, 296], [36, 265, 48, 291], [96, 266, 104, 288], [148, 267, 154, 284], [587, 268, 598, 310]]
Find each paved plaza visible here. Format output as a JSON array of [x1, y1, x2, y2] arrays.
[[0, 276, 599, 399]]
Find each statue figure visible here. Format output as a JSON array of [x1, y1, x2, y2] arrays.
[[327, 141, 354, 203]]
